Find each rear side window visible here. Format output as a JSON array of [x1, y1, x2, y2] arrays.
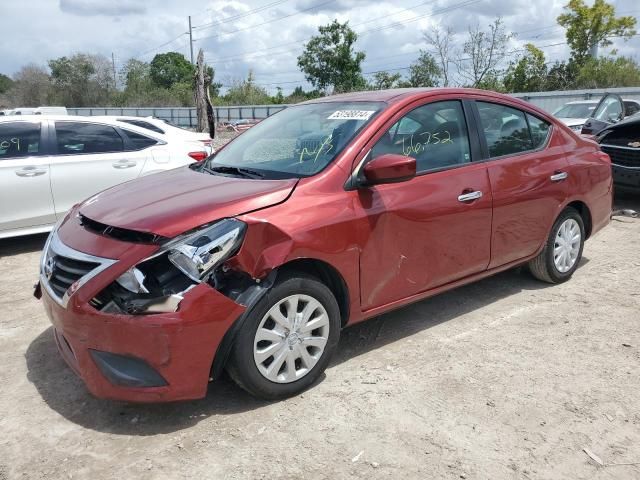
[[55, 122, 123, 155], [123, 130, 158, 150], [119, 119, 165, 135], [0, 122, 41, 159], [526, 113, 551, 149], [477, 102, 533, 157], [371, 100, 472, 172]]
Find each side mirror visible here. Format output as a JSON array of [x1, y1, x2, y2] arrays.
[[362, 153, 416, 186]]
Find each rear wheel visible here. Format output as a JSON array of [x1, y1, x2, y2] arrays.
[[227, 272, 341, 400], [528, 207, 585, 284]]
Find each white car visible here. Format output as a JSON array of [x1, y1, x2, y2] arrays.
[[553, 99, 640, 132], [95, 116, 214, 154], [0, 115, 209, 239]]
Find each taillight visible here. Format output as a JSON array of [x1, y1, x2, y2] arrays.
[[188, 151, 208, 162]]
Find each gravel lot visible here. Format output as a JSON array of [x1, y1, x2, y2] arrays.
[[0, 193, 638, 480]]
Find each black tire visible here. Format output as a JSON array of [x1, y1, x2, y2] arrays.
[[226, 272, 341, 400], [528, 207, 585, 284]]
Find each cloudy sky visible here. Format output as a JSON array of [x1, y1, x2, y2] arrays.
[[1, 0, 639, 93]]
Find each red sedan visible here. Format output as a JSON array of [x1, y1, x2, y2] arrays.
[[35, 88, 613, 402]]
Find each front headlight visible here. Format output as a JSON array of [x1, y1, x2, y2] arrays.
[[570, 124, 584, 131], [167, 219, 247, 282], [115, 218, 246, 293]]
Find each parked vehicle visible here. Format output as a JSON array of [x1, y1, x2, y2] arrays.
[[590, 94, 640, 192], [0, 115, 208, 239], [553, 100, 598, 131], [581, 93, 640, 136], [553, 99, 640, 132], [35, 89, 612, 402], [34, 106, 68, 116], [96, 116, 213, 154], [3, 106, 68, 116]]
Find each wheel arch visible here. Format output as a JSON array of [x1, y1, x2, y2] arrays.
[[209, 257, 350, 380], [565, 199, 593, 238]]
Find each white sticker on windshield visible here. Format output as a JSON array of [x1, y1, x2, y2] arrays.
[[327, 110, 375, 121]]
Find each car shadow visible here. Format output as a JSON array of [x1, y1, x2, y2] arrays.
[[0, 233, 48, 257], [25, 262, 577, 436]]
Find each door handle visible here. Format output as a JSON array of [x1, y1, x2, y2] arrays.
[[112, 160, 137, 169], [458, 191, 483, 202], [15, 167, 46, 177], [550, 171, 568, 182]]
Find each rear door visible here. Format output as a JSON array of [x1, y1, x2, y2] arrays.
[[0, 120, 56, 233], [49, 121, 146, 216], [473, 101, 568, 268], [355, 97, 493, 310]]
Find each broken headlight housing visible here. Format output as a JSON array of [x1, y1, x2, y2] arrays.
[[94, 219, 247, 314], [166, 219, 246, 282]]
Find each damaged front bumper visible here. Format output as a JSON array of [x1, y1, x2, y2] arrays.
[[36, 218, 247, 402]]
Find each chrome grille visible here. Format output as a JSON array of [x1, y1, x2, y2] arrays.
[[40, 231, 117, 307], [47, 256, 99, 299], [601, 145, 640, 169]]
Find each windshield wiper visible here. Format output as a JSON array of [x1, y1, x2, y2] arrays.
[[206, 165, 265, 179]]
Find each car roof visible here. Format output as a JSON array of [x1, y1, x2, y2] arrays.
[[298, 87, 542, 107]]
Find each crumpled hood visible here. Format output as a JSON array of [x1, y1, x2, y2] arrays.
[[79, 166, 297, 238]]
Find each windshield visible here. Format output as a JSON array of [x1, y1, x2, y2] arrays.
[[199, 101, 385, 179], [553, 103, 595, 119]]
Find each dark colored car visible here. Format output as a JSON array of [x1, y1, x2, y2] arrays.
[[586, 94, 640, 192], [35, 88, 613, 402], [581, 93, 640, 136]]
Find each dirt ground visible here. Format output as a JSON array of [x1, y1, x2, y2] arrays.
[[0, 194, 639, 480]]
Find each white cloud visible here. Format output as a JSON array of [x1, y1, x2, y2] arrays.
[[0, 0, 638, 94]]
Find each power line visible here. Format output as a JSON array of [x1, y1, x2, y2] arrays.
[[193, 0, 291, 30], [194, 0, 336, 42], [207, 0, 481, 65], [133, 32, 188, 59]]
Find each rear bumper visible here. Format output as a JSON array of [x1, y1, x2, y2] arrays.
[[41, 280, 245, 403]]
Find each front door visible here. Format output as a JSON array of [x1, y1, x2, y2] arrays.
[[0, 120, 56, 233], [474, 101, 569, 268], [356, 98, 493, 311]]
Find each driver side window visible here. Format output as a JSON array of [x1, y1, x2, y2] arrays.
[[371, 100, 472, 173]]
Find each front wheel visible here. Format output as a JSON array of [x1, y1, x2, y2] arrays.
[[528, 207, 585, 284], [227, 272, 341, 400]]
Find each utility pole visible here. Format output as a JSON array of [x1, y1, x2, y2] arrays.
[[188, 16, 194, 64], [111, 52, 117, 89]]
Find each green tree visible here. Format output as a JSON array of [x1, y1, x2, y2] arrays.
[[272, 87, 285, 104], [369, 71, 402, 90], [403, 51, 441, 87], [575, 56, 640, 88], [503, 44, 548, 92], [221, 70, 272, 105], [557, 0, 637, 64], [545, 60, 579, 90], [0, 74, 13, 94], [48, 54, 112, 106], [297, 20, 366, 93], [149, 52, 195, 89]]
